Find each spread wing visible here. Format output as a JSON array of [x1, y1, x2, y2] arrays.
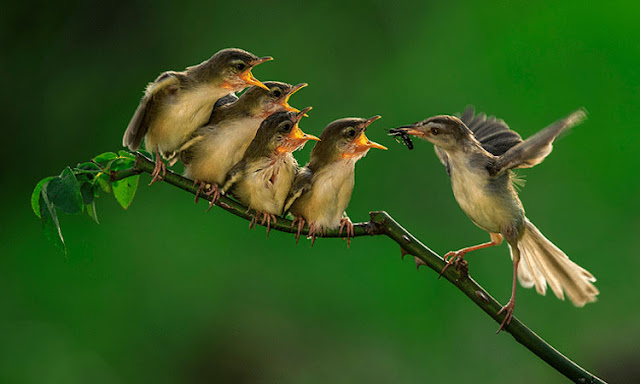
[[489, 109, 586, 176], [460, 106, 523, 156], [122, 71, 183, 150], [283, 166, 313, 214]]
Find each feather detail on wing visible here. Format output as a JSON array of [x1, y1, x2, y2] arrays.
[[283, 167, 313, 214], [122, 71, 183, 150], [458, 106, 523, 156], [489, 109, 586, 176]]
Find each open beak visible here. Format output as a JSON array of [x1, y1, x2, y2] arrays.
[[277, 107, 320, 153], [356, 115, 387, 150], [281, 83, 308, 114], [240, 56, 273, 91]]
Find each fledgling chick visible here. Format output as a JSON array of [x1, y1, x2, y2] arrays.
[[122, 48, 272, 184], [285, 116, 387, 246], [180, 81, 307, 205], [390, 107, 598, 332], [221, 108, 319, 237]]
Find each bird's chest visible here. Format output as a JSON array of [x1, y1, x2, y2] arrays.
[[150, 85, 226, 152], [190, 118, 262, 184], [301, 162, 355, 229], [236, 156, 297, 215], [449, 160, 516, 233]]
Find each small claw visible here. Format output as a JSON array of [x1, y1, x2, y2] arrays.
[[496, 302, 515, 333]]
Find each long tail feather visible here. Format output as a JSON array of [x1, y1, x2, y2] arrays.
[[511, 218, 599, 307]]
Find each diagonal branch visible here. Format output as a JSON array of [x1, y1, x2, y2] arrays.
[[109, 152, 605, 384]]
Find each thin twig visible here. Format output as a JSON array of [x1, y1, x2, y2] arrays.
[[108, 152, 605, 384]]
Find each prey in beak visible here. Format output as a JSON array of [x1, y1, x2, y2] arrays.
[[276, 107, 320, 154]]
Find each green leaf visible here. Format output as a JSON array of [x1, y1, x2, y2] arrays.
[[40, 186, 66, 255], [118, 150, 135, 160], [86, 201, 99, 224], [76, 162, 102, 172], [112, 175, 139, 209], [93, 152, 118, 165], [80, 182, 95, 205], [47, 168, 83, 215], [31, 176, 55, 218], [95, 173, 111, 193]]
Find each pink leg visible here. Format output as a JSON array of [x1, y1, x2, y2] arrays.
[[204, 183, 221, 212], [291, 217, 305, 244], [339, 217, 355, 248], [149, 147, 166, 186], [497, 243, 520, 333], [440, 233, 503, 278]]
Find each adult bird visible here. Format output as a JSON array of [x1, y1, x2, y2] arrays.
[[390, 107, 598, 332], [285, 116, 387, 246], [180, 81, 307, 206], [122, 48, 272, 184], [221, 108, 319, 236]]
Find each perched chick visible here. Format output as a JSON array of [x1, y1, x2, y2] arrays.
[[391, 107, 598, 332], [285, 116, 387, 246], [181, 81, 307, 205], [221, 108, 319, 236], [122, 48, 272, 184]]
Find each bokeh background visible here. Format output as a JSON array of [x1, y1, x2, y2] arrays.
[[3, 1, 639, 383]]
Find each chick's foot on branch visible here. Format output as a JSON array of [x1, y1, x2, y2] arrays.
[[257, 211, 277, 238], [339, 217, 355, 248], [308, 222, 323, 247], [204, 183, 221, 212], [291, 216, 306, 244], [149, 149, 166, 186]]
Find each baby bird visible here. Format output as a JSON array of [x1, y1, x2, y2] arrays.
[[285, 116, 387, 246], [122, 48, 272, 184], [390, 107, 598, 332], [221, 108, 319, 236], [181, 81, 307, 205]]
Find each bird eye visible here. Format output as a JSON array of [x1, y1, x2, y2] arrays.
[[431, 127, 440, 135], [280, 122, 292, 133], [235, 62, 247, 71], [271, 89, 282, 98], [346, 128, 356, 138]]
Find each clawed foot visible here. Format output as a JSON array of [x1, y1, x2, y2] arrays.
[[291, 216, 306, 244], [339, 217, 355, 248], [149, 155, 166, 186], [204, 183, 221, 212], [193, 180, 207, 203], [248, 211, 278, 238], [496, 299, 515, 333], [439, 249, 467, 279], [308, 222, 322, 247]]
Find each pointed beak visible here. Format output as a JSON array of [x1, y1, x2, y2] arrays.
[[240, 56, 273, 91], [389, 124, 425, 137], [277, 108, 319, 153], [281, 83, 308, 114], [355, 115, 387, 150], [354, 131, 388, 150]]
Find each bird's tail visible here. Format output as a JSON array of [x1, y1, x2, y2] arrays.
[[510, 218, 599, 306]]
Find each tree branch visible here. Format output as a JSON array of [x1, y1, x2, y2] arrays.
[[110, 152, 605, 384]]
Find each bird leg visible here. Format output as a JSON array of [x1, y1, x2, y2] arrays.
[[497, 245, 520, 333], [308, 222, 323, 247], [204, 183, 221, 212], [149, 147, 167, 186], [439, 233, 503, 278], [339, 217, 355, 248], [259, 212, 278, 238], [291, 216, 306, 244], [192, 179, 207, 203]]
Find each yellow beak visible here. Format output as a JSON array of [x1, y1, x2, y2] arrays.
[[354, 131, 388, 150]]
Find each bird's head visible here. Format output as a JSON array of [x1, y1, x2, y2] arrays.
[[390, 115, 471, 151], [248, 107, 319, 158], [310, 116, 387, 167], [242, 81, 308, 118], [197, 48, 272, 91]]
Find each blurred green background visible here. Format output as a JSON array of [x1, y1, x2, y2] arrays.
[[3, 1, 639, 383]]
